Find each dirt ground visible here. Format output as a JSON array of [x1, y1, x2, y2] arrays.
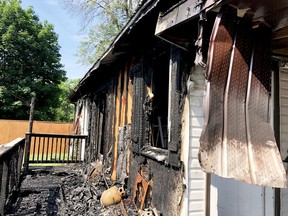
[[5, 164, 139, 216]]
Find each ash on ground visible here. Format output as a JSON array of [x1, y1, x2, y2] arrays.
[[5, 163, 138, 216]]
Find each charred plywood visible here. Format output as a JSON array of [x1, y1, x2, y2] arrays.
[[199, 6, 287, 187]]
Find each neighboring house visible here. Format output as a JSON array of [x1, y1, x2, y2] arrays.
[[69, 0, 288, 215]]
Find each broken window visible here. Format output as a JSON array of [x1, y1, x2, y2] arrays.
[[149, 51, 169, 149]]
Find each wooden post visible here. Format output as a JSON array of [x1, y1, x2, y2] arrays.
[[28, 97, 35, 134], [0, 161, 8, 215], [23, 96, 35, 173]]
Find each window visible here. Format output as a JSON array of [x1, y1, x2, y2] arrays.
[[131, 45, 184, 167], [150, 52, 169, 149]]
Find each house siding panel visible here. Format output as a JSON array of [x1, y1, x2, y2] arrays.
[[188, 212, 205, 216], [188, 66, 207, 216], [280, 67, 288, 216]]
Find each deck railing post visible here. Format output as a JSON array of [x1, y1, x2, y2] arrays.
[[23, 96, 35, 173], [0, 160, 8, 215], [23, 133, 31, 173]]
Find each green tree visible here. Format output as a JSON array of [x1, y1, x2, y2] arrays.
[[55, 78, 80, 122], [62, 0, 141, 65], [0, 0, 66, 120]]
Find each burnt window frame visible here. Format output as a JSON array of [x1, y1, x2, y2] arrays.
[[147, 49, 170, 150], [131, 45, 185, 167]]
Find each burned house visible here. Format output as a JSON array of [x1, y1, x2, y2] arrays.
[[69, 0, 288, 215]]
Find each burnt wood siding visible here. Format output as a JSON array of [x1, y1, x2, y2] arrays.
[[103, 83, 116, 161], [90, 94, 106, 162], [88, 97, 98, 162], [85, 98, 92, 162], [131, 59, 145, 153]]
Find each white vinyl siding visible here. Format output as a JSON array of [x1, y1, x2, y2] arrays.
[[210, 176, 265, 216], [280, 67, 288, 216], [188, 66, 207, 216]]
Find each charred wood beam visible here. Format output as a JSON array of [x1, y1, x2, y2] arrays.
[[155, 0, 201, 36], [131, 59, 145, 153]]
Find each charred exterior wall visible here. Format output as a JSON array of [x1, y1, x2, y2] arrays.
[[130, 42, 190, 164], [75, 28, 192, 215], [129, 155, 184, 216], [71, 1, 197, 214], [127, 43, 192, 214], [81, 60, 134, 169]]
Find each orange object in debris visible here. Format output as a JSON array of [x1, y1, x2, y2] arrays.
[[132, 172, 153, 211], [100, 186, 125, 207]]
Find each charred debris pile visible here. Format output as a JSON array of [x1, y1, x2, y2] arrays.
[[5, 163, 159, 216]]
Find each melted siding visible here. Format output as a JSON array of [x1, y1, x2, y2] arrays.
[[199, 6, 286, 187]]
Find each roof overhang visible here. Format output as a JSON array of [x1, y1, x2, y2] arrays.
[[155, 0, 288, 58], [155, 0, 223, 50]]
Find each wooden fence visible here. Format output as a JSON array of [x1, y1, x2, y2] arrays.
[[0, 120, 74, 145]]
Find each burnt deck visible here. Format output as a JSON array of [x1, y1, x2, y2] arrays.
[[5, 165, 137, 216]]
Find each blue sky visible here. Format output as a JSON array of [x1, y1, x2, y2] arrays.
[[21, 0, 91, 79]]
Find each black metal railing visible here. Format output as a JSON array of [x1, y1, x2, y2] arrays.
[[0, 138, 25, 215], [25, 133, 87, 164]]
